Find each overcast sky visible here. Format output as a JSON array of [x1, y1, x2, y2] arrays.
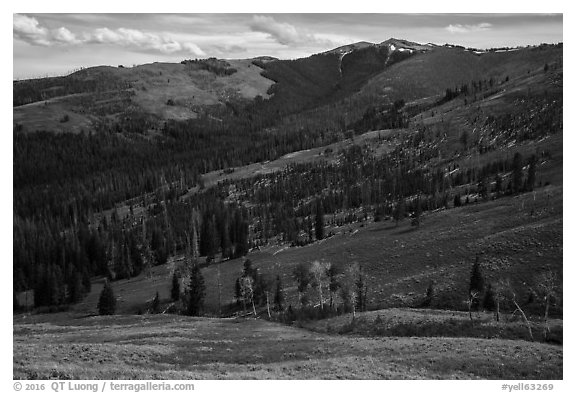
[[13, 13, 563, 79]]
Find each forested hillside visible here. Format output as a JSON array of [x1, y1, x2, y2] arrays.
[[13, 41, 562, 318]]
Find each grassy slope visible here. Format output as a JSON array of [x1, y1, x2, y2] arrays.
[[358, 45, 562, 103], [303, 308, 562, 344], [13, 95, 98, 134], [13, 60, 274, 132], [13, 314, 562, 379], [68, 181, 561, 318], [203, 185, 562, 312]]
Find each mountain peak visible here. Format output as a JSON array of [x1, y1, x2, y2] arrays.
[[323, 41, 375, 55], [379, 38, 432, 52]]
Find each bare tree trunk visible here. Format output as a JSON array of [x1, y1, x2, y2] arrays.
[[496, 300, 500, 322], [217, 263, 222, 317], [251, 299, 257, 317], [512, 299, 534, 341], [543, 296, 550, 340], [266, 292, 271, 319]]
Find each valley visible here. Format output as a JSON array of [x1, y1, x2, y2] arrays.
[[13, 34, 563, 381]]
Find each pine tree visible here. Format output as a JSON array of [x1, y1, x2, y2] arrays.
[[482, 283, 496, 311], [494, 174, 503, 194], [68, 270, 84, 304], [412, 197, 422, 227], [423, 281, 434, 307], [512, 152, 524, 193], [187, 264, 205, 316], [97, 280, 116, 315], [526, 156, 537, 191], [274, 274, 284, 311], [453, 194, 462, 207], [315, 198, 324, 240], [393, 198, 405, 227], [171, 272, 180, 301], [235, 221, 249, 258], [292, 262, 311, 306], [356, 269, 366, 312], [151, 291, 160, 313]]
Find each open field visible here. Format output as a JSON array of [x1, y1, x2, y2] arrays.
[[13, 313, 562, 379]]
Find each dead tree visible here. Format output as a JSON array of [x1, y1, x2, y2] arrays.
[[492, 279, 507, 322], [310, 261, 331, 311], [537, 270, 557, 340], [467, 291, 479, 324], [504, 280, 534, 341], [342, 263, 360, 321]]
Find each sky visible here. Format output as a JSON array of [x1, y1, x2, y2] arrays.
[[13, 13, 563, 80]]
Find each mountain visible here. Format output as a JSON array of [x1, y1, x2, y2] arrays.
[[379, 37, 433, 52], [13, 40, 562, 135], [323, 41, 375, 55], [13, 36, 563, 379]]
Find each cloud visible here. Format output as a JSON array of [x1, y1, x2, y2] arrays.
[[52, 27, 80, 45], [249, 15, 335, 46], [86, 27, 205, 56], [14, 14, 53, 46], [446, 23, 493, 34], [13, 14, 205, 56]]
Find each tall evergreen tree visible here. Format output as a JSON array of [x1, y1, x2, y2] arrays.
[[393, 198, 406, 226], [171, 272, 180, 301], [292, 262, 311, 305], [482, 283, 496, 311], [186, 264, 205, 316], [97, 280, 116, 315], [151, 291, 160, 313], [274, 274, 284, 311], [512, 152, 524, 193], [453, 194, 462, 207], [526, 156, 537, 191], [235, 221, 249, 258], [412, 197, 422, 227], [235, 277, 242, 306]]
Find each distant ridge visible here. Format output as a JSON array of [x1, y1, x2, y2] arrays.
[[323, 41, 375, 55]]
